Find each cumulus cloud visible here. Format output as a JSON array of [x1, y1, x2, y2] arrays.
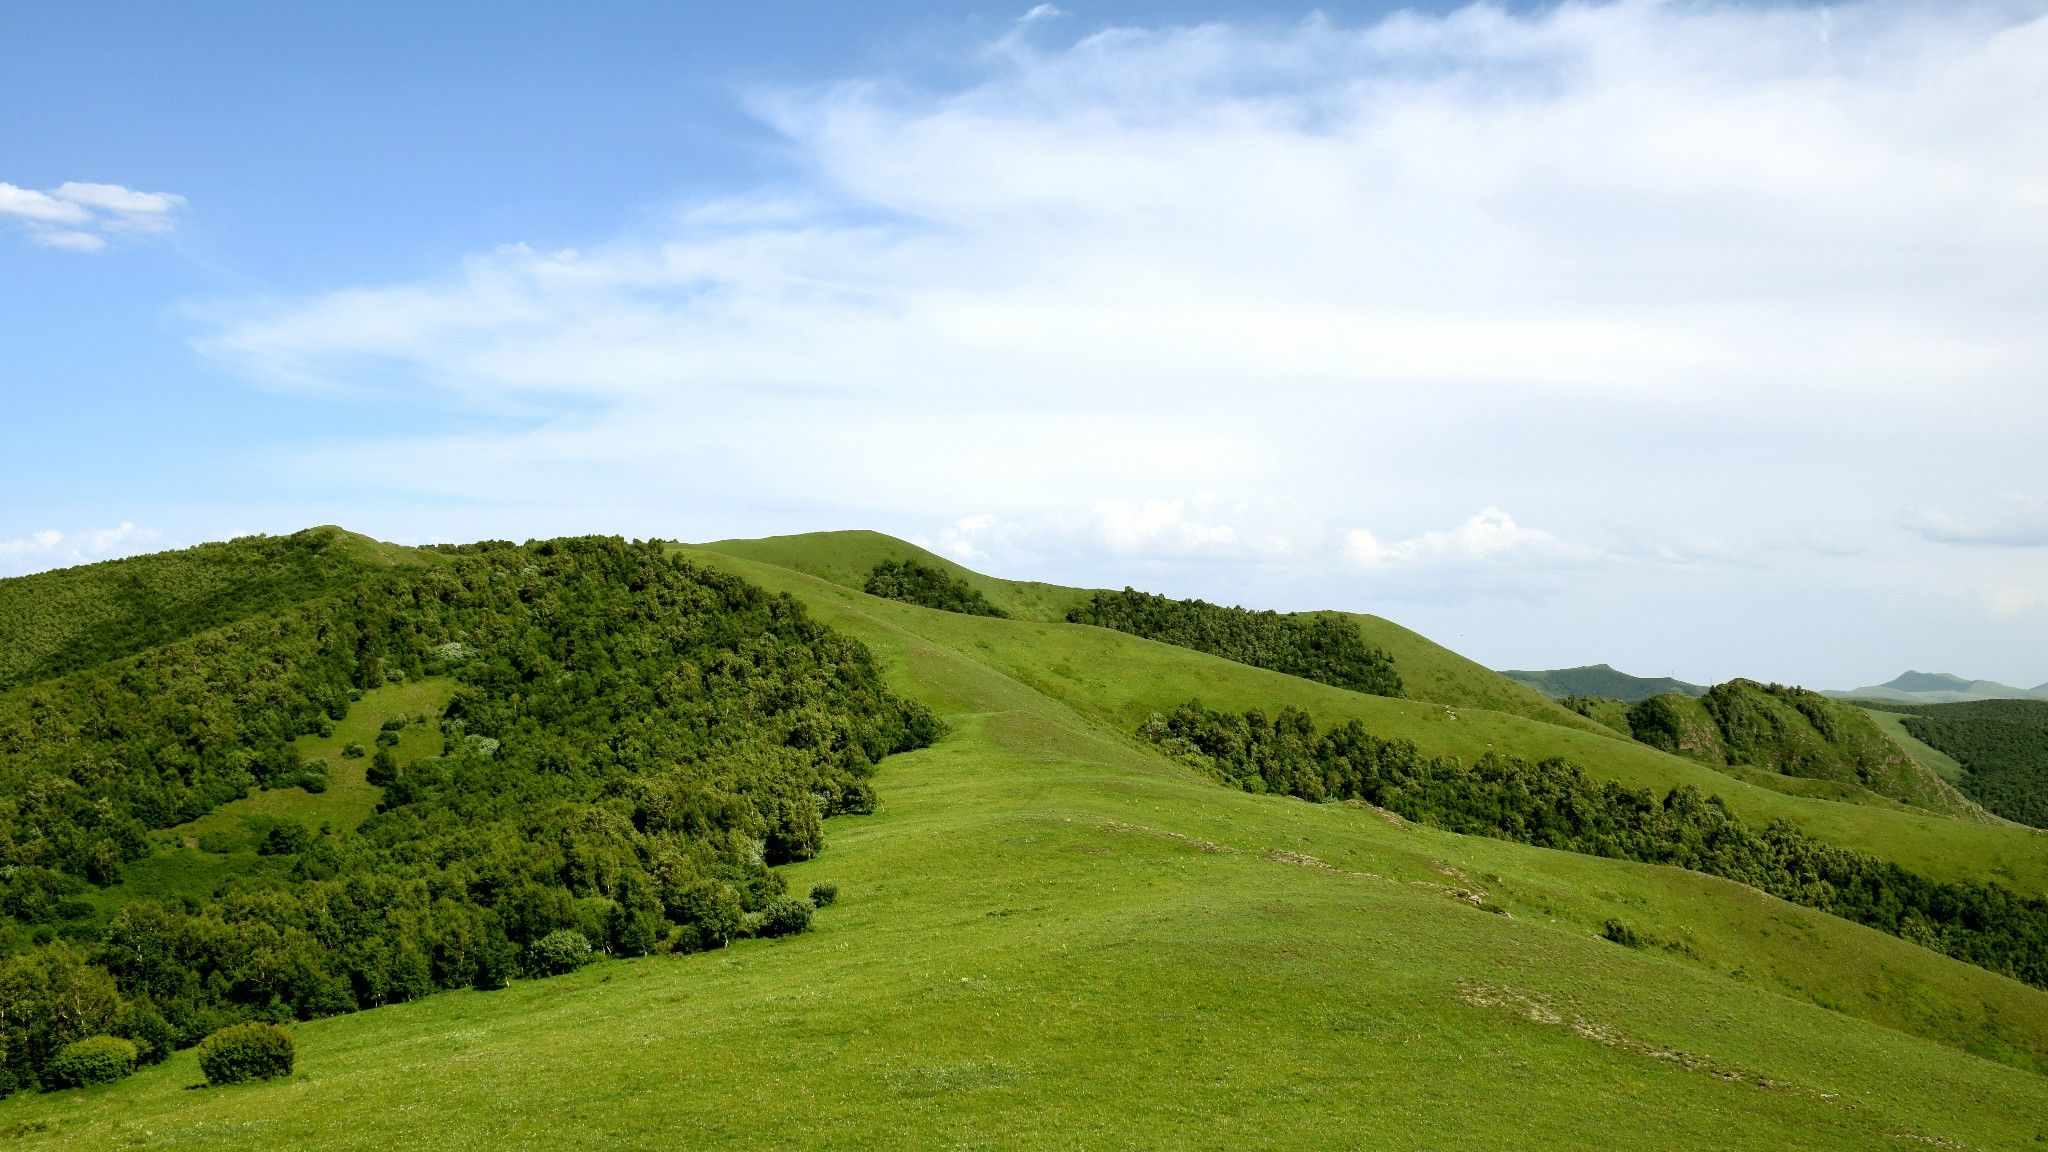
[[0, 522, 160, 574], [1901, 495, 2048, 547], [931, 497, 1292, 569], [1344, 508, 1600, 572], [0, 180, 186, 251]]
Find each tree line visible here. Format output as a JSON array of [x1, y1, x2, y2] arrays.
[[1067, 589, 1402, 698], [0, 538, 938, 1094], [1145, 701, 2048, 990]]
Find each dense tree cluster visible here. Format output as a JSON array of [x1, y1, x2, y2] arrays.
[[0, 526, 397, 692], [862, 559, 1008, 617], [1067, 590, 1402, 698], [1878, 700, 2048, 828], [0, 538, 937, 1094], [1145, 701, 2048, 991]]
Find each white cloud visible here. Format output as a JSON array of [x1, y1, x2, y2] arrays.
[[0, 180, 186, 250], [32, 229, 108, 252], [0, 183, 90, 224], [1344, 508, 1599, 572], [179, 2, 2048, 679], [1901, 495, 2048, 547], [0, 522, 160, 575]]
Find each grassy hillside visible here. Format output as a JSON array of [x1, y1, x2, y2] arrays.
[[694, 551, 2047, 891], [1503, 663, 1706, 702], [6, 535, 2048, 1149], [1863, 706, 1968, 785], [0, 527, 428, 692], [698, 531, 1607, 735], [1833, 671, 2048, 705]]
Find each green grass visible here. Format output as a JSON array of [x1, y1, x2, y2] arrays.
[[699, 531, 1609, 735], [8, 533, 2048, 1149], [175, 677, 457, 846], [73, 679, 458, 923], [1864, 706, 1969, 786], [689, 549, 2048, 894]]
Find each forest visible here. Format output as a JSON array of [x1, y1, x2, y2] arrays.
[[1146, 701, 2048, 991], [0, 538, 938, 1094], [1876, 699, 2048, 828], [1067, 589, 1402, 697]]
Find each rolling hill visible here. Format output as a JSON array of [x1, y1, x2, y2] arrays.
[[1, 530, 2046, 1149], [1830, 671, 2048, 705], [1501, 663, 1706, 702]]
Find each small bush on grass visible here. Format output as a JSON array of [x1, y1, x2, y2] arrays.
[[1601, 919, 1644, 948], [809, 882, 838, 908], [43, 1036, 137, 1090], [197, 1023, 294, 1086], [340, 742, 365, 759], [756, 898, 814, 938], [527, 929, 593, 976]]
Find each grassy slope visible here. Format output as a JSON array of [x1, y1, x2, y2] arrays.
[[1863, 706, 1970, 786], [8, 547, 2048, 1148], [701, 531, 1608, 735], [72, 679, 458, 927], [698, 552, 2048, 894]]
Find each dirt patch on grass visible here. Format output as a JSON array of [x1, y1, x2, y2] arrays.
[[1097, 818, 1234, 854], [1457, 981, 1822, 1096]]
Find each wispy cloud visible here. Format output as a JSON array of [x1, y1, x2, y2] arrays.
[[0, 181, 186, 251], [0, 522, 160, 574], [1901, 495, 2048, 548], [183, 1, 2048, 649]]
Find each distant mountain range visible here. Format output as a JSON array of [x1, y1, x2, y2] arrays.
[[1826, 671, 2048, 705], [1500, 663, 1707, 703], [1504, 664, 2048, 707]]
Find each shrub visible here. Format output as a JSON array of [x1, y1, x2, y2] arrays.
[[1600, 919, 1643, 948], [42, 1036, 136, 1089], [756, 897, 814, 938], [527, 929, 593, 976], [287, 757, 330, 793], [258, 820, 313, 856], [366, 747, 400, 786], [340, 742, 366, 759], [808, 882, 838, 908], [374, 729, 400, 748], [115, 1001, 175, 1066], [196, 1022, 295, 1085], [379, 715, 409, 731]]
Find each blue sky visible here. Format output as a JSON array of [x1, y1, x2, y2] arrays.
[[4, 1, 2046, 690]]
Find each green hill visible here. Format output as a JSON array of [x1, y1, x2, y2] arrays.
[[702, 530, 1605, 736], [4, 530, 2048, 1149], [1623, 682, 1987, 821], [1502, 663, 1706, 702], [1830, 670, 2048, 705], [0, 527, 429, 692]]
